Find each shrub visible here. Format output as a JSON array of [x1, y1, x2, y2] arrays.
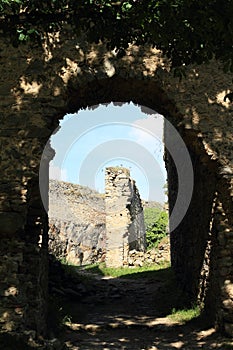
[[144, 208, 168, 249]]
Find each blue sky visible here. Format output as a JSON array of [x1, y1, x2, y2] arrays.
[[49, 102, 167, 203]]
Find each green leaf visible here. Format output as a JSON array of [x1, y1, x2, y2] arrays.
[[122, 2, 132, 12], [27, 29, 36, 34], [18, 33, 27, 41]]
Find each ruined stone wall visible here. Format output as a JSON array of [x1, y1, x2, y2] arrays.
[[165, 142, 218, 298], [48, 174, 144, 268], [48, 180, 106, 265], [105, 167, 145, 267], [165, 125, 233, 334], [127, 179, 146, 252], [0, 25, 232, 338]]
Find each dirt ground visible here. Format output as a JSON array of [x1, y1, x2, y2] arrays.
[[51, 267, 233, 350]]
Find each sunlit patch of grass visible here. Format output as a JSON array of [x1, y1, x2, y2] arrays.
[[168, 305, 200, 323], [79, 261, 171, 279], [101, 261, 171, 278], [80, 263, 104, 275]]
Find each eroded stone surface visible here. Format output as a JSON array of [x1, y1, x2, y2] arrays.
[[105, 167, 146, 267], [0, 27, 232, 338], [48, 180, 106, 265]]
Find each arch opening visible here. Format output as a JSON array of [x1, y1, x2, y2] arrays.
[[39, 94, 217, 340], [37, 75, 224, 337], [1, 70, 230, 342]]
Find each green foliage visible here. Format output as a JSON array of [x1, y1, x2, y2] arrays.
[[144, 208, 168, 250], [17, 28, 39, 42], [168, 305, 200, 323], [144, 207, 163, 228], [0, 1, 233, 68]]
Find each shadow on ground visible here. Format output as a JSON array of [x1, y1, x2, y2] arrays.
[[47, 260, 232, 349]]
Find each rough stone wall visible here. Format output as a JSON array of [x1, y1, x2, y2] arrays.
[[48, 180, 106, 265], [209, 195, 233, 335], [165, 142, 218, 299], [105, 167, 146, 267], [127, 179, 146, 251], [0, 239, 47, 336], [0, 25, 232, 337]]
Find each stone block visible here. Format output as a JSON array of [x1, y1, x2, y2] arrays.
[[134, 259, 143, 267], [225, 283, 233, 299], [223, 299, 233, 310]]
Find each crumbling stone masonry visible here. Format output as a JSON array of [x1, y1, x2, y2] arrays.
[[48, 180, 106, 265], [0, 25, 232, 339], [105, 167, 146, 267]]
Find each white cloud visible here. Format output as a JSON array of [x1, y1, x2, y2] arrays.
[[128, 115, 164, 154]]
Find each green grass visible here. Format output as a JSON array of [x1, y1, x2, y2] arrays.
[[79, 260, 171, 279], [168, 305, 201, 323]]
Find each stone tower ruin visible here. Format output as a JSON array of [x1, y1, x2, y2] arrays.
[[105, 167, 146, 267]]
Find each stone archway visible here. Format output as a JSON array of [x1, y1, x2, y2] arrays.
[[0, 28, 232, 338]]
